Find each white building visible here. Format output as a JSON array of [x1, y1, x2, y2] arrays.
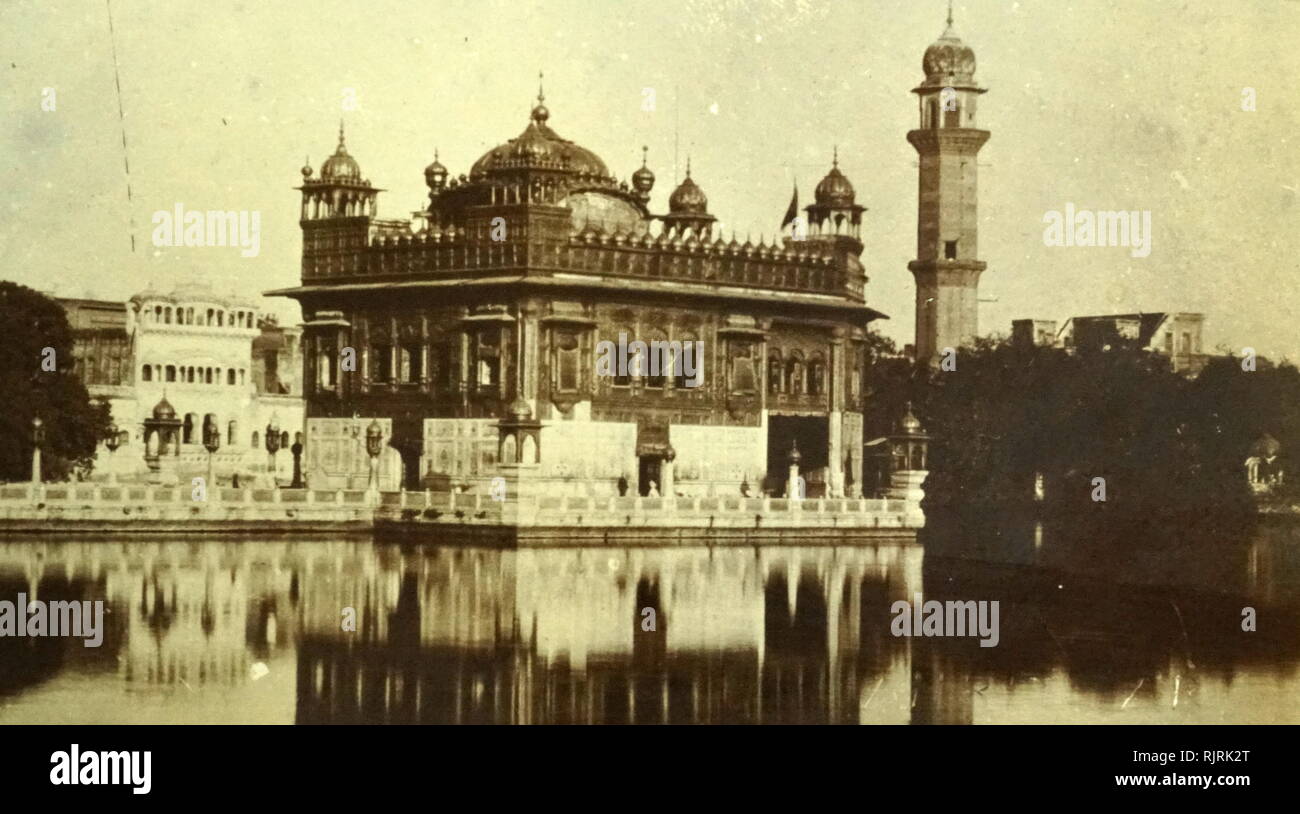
[[63, 282, 305, 485]]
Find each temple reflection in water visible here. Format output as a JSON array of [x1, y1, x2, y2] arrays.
[[0, 527, 1298, 724]]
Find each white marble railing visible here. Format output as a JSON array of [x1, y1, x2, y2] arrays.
[[0, 484, 924, 529], [0, 483, 372, 506]]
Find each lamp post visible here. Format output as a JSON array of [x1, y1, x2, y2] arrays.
[[365, 419, 383, 502], [104, 422, 122, 485], [264, 413, 281, 487], [203, 416, 221, 494], [290, 432, 304, 489], [31, 416, 44, 487]]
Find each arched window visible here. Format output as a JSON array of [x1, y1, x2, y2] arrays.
[[646, 332, 668, 389], [676, 334, 700, 390], [228, 369, 236, 385], [164, 307, 172, 324], [729, 342, 756, 394], [227, 420, 237, 445], [141, 365, 152, 382], [808, 354, 826, 396], [318, 351, 335, 389], [251, 431, 259, 449], [787, 352, 806, 396], [612, 329, 634, 387], [768, 353, 783, 395], [165, 365, 176, 382], [553, 330, 580, 392], [183, 414, 196, 444]]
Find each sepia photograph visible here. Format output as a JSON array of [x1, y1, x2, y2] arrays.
[[0, 0, 1295, 791]]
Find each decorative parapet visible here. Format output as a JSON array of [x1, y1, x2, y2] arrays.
[[301, 230, 865, 301]]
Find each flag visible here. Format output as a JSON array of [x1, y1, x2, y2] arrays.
[[780, 182, 799, 230]]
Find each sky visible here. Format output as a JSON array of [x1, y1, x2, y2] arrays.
[[1, 0, 1297, 358]]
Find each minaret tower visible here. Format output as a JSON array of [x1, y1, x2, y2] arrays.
[[907, 4, 989, 362]]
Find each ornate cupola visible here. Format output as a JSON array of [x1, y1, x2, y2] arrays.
[[631, 146, 655, 202], [297, 121, 383, 279], [297, 121, 381, 222], [662, 159, 716, 237], [804, 148, 865, 251], [424, 148, 449, 199]]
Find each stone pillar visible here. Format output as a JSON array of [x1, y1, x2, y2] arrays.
[[520, 300, 541, 412], [828, 328, 845, 498], [660, 447, 675, 500], [786, 442, 802, 502]]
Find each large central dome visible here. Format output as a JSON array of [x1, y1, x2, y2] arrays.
[[470, 94, 612, 181]]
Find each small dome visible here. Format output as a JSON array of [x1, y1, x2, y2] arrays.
[[922, 19, 977, 86], [668, 162, 708, 215], [300, 156, 313, 178], [508, 397, 533, 421], [320, 122, 363, 183], [424, 149, 448, 190], [632, 146, 655, 194], [898, 402, 924, 434], [814, 151, 855, 208], [152, 397, 177, 421], [470, 92, 612, 180]]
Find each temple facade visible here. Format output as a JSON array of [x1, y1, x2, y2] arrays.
[[272, 94, 888, 498]]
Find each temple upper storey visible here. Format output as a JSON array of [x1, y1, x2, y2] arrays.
[[284, 92, 876, 306]]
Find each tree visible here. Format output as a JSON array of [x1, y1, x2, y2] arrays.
[[0, 282, 112, 481], [867, 336, 1256, 541]]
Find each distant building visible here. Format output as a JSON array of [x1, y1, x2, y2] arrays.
[[1010, 319, 1057, 349], [60, 283, 304, 483], [1011, 313, 1208, 375]]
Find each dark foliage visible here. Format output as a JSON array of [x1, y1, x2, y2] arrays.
[[0, 282, 112, 482], [864, 334, 1261, 539]]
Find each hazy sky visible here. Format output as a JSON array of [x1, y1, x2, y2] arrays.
[[2, 0, 1297, 357]]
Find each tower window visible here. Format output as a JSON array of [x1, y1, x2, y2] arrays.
[[945, 240, 958, 260]]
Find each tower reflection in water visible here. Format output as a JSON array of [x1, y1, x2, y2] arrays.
[[0, 531, 1297, 724]]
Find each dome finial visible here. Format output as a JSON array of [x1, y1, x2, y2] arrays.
[[530, 72, 550, 123], [833, 145, 838, 168], [641, 145, 648, 167], [947, 0, 953, 27], [685, 155, 692, 178], [338, 119, 346, 149]]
